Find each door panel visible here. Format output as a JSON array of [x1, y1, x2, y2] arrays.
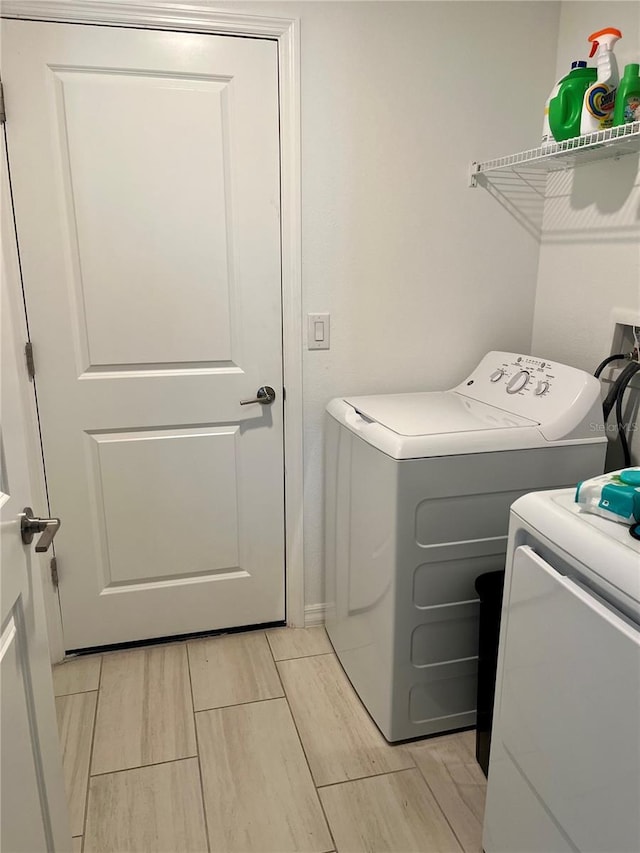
[[2, 21, 285, 648], [54, 69, 235, 368], [88, 427, 241, 584], [1, 614, 50, 853]]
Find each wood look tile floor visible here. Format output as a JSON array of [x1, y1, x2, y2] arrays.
[[54, 627, 486, 853]]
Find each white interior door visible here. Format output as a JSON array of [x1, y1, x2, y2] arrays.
[[2, 20, 285, 649], [1, 248, 72, 851]]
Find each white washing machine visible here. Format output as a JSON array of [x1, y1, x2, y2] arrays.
[[483, 489, 640, 853], [324, 351, 606, 742]]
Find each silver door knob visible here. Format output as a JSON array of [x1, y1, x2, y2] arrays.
[[21, 507, 61, 552], [240, 386, 276, 406]]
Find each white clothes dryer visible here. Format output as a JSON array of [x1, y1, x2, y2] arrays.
[[483, 488, 640, 853], [324, 351, 607, 742]]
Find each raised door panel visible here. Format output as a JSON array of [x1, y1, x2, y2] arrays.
[[0, 612, 50, 853], [53, 69, 236, 371], [87, 427, 241, 585]]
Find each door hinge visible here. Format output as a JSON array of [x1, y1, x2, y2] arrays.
[[50, 556, 59, 588], [25, 342, 35, 380], [0, 81, 5, 125]]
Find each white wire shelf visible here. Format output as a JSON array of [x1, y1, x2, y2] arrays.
[[469, 122, 640, 239], [470, 121, 640, 185]]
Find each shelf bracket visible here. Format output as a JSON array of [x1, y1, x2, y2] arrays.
[[468, 161, 480, 188]]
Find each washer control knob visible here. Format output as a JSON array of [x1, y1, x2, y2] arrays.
[[506, 370, 530, 394], [490, 368, 505, 382], [535, 380, 550, 396]]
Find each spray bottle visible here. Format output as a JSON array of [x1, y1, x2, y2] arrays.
[[580, 27, 622, 134]]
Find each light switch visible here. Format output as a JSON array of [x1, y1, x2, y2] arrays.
[[308, 313, 330, 350]]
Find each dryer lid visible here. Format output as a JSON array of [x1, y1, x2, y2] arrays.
[[512, 490, 640, 616], [343, 391, 538, 436]]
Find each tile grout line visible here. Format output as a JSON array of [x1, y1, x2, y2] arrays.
[[52, 655, 103, 699], [409, 750, 475, 853], [194, 696, 283, 715], [319, 759, 467, 853], [54, 688, 101, 699], [79, 655, 103, 850], [192, 692, 287, 714], [86, 642, 199, 778], [185, 642, 212, 853], [268, 638, 338, 853], [310, 781, 340, 853], [271, 650, 336, 663], [187, 631, 286, 710], [317, 743, 471, 852], [265, 628, 334, 664], [316, 764, 423, 790], [88, 754, 199, 780], [273, 639, 417, 788]]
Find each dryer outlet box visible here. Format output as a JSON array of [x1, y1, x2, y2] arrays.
[[610, 312, 640, 360], [602, 318, 640, 385]]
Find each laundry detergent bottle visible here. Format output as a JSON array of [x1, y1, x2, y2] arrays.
[[542, 76, 564, 147], [580, 27, 622, 133], [542, 66, 581, 147], [549, 62, 597, 141], [613, 63, 640, 126]]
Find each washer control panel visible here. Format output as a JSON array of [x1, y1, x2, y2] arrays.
[[469, 354, 557, 401], [493, 356, 557, 397], [454, 351, 601, 436]]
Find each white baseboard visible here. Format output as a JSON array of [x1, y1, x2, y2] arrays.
[[303, 603, 327, 627]]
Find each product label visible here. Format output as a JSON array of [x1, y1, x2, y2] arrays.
[[622, 95, 640, 124], [585, 83, 617, 128]]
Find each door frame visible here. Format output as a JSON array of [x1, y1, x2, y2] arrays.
[[1, 0, 305, 656]]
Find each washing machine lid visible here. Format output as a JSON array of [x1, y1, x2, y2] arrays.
[[343, 390, 537, 436], [511, 489, 640, 617], [328, 350, 607, 459]]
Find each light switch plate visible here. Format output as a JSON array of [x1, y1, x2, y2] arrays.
[[307, 313, 330, 350]]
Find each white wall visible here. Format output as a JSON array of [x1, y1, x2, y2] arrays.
[[216, 0, 561, 609], [532, 1, 640, 468], [297, 0, 563, 608]]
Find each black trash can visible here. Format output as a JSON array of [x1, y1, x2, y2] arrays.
[[474, 569, 505, 777]]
